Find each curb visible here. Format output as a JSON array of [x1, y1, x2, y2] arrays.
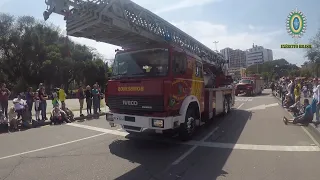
[[29, 112, 107, 126], [273, 93, 320, 141]]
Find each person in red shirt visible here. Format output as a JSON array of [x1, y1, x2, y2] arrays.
[[0, 83, 11, 119]]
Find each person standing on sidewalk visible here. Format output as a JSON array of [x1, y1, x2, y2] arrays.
[[312, 78, 320, 126], [58, 84, 66, 109], [85, 85, 92, 116], [294, 84, 301, 103], [0, 83, 11, 119], [77, 86, 85, 117], [95, 82, 102, 113], [25, 87, 34, 115], [38, 86, 48, 121], [92, 84, 100, 115]]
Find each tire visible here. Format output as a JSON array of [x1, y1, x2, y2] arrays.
[[179, 107, 196, 141]]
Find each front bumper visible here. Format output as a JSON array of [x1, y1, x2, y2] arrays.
[[106, 112, 182, 132]]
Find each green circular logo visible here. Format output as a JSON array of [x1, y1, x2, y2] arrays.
[[286, 8, 307, 38]]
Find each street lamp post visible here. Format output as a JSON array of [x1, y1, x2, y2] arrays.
[[213, 41, 219, 52]]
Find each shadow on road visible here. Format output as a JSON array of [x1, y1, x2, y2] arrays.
[[108, 109, 252, 180], [237, 92, 270, 97]]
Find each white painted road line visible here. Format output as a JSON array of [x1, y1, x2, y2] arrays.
[[237, 103, 244, 109], [0, 133, 108, 161], [186, 141, 320, 152], [171, 103, 245, 165], [67, 123, 129, 137], [2, 122, 319, 161]]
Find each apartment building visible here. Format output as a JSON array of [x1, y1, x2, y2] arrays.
[[220, 48, 246, 69], [246, 44, 273, 67]]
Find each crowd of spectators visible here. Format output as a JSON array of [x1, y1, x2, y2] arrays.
[[271, 77, 320, 126], [0, 82, 104, 131]]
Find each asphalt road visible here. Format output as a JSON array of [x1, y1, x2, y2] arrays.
[[1, 89, 320, 180]]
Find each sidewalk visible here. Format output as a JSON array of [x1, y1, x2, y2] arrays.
[[9, 99, 106, 115], [273, 91, 320, 137]]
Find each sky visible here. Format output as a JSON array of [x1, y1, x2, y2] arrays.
[[0, 0, 319, 66]]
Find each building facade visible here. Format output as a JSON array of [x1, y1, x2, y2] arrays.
[[220, 48, 246, 69], [246, 44, 273, 67]]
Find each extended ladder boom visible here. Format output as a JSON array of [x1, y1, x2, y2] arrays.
[[44, 0, 226, 65]]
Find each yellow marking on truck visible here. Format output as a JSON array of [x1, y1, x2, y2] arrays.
[[118, 86, 144, 92]]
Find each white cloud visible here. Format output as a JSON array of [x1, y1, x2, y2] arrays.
[[154, 0, 222, 14]]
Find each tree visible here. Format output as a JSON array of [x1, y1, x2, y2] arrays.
[[0, 13, 108, 94], [306, 28, 320, 77], [245, 59, 298, 78]]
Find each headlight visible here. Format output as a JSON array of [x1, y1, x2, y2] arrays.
[[152, 119, 164, 128]]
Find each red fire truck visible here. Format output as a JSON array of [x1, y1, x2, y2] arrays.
[[44, 0, 235, 140], [235, 76, 264, 96]]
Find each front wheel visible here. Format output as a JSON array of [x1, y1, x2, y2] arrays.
[[179, 107, 196, 141]]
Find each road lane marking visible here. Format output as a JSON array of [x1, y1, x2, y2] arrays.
[[237, 103, 244, 109], [235, 98, 253, 102], [2, 122, 319, 161], [186, 141, 320, 151], [171, 103, 244, 165], [301, 127, 320, 147], [67, 123, 129, 136], [274, 96, 320, 148], [0, 133, 107, 161], [245, 103, 279, 111]]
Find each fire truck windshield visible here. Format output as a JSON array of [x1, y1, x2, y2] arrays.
[[240, 79, 252, 84], [112, 48, 169, 79]]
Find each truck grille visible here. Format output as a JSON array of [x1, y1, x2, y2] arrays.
[[236, 85, 246, 90], [107, 95, 164, 112]]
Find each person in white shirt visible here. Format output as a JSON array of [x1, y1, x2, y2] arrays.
[[12, 94, 27, 120], [312, 78, 320, 125]]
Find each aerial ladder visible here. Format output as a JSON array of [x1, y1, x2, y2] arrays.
[[43, 0, 227, 71]]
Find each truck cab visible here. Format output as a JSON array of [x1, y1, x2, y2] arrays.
[[105, 45, 206, 139], [235, 76, 264, 96]]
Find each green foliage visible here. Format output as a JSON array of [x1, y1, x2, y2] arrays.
[[0, 13, 109, 93], [246, 59, 299, 80], [306, 28, 320, 77]]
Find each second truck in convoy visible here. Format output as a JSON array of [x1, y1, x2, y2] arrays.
[[43, 0, 235, 140], [235, 76, 264, 96]]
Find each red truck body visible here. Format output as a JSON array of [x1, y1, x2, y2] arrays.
[[235, 76, 264, 96]]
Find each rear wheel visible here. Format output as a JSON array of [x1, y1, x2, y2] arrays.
[[179, 107, 196, 141]]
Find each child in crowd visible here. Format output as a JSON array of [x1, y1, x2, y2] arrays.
[[52, 88, 59, 107]]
